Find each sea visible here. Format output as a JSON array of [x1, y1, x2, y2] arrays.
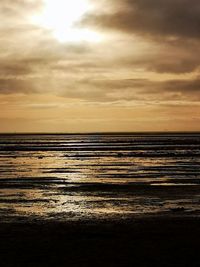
[[0, 133, 200, 222]]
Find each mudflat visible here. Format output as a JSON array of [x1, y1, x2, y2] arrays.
[[1, 216, 200, 267], [1, 134, 200, 266]]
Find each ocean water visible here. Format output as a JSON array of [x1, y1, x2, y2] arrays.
[[0, 133, 200, 222]]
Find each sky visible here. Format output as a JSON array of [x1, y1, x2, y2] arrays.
[[1, 0, 200, 132]]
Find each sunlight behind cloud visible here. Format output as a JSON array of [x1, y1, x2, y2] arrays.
[[31, 0, 102, 43]]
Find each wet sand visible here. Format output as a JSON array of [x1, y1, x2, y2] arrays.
[[1, 216, 200, 267], [1, 133, 200, 221], [1, 134, 200, 266]]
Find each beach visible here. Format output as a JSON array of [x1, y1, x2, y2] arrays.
[[1, 0, 200, 264], [0, 133, 200, 266], [1, 216, 200, 267]]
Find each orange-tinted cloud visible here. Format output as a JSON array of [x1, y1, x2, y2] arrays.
[[0, 0, 200, 131]]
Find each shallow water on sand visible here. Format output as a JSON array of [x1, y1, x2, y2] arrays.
[[0, 133, 200, 222]]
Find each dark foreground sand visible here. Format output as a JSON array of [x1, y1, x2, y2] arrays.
[[1, 216, 200, 267]]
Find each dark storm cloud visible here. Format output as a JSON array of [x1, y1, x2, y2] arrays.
[[85, 0, 200, 40], [80, 0, 200, 74]]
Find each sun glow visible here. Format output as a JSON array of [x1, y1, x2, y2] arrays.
[[32, 0, 102, 43]]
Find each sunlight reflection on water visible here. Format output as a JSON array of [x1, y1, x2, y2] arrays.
[[0, 133, 200, 222]]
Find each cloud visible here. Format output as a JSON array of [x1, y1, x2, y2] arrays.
[[0, 78, 36, 94], [79, 0, 200, 74], [84, 0, 200, 40], [0, 0, 200, 108]]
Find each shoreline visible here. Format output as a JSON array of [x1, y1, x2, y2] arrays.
[[1, 216, 200, 266]]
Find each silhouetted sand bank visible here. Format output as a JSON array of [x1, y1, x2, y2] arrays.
[[1, 216, 200, 267]]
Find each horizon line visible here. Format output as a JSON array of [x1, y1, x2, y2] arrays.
[[0, 131, 200, 135]]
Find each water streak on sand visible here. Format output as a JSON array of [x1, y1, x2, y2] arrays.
[[0, 133, 200, 222]]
